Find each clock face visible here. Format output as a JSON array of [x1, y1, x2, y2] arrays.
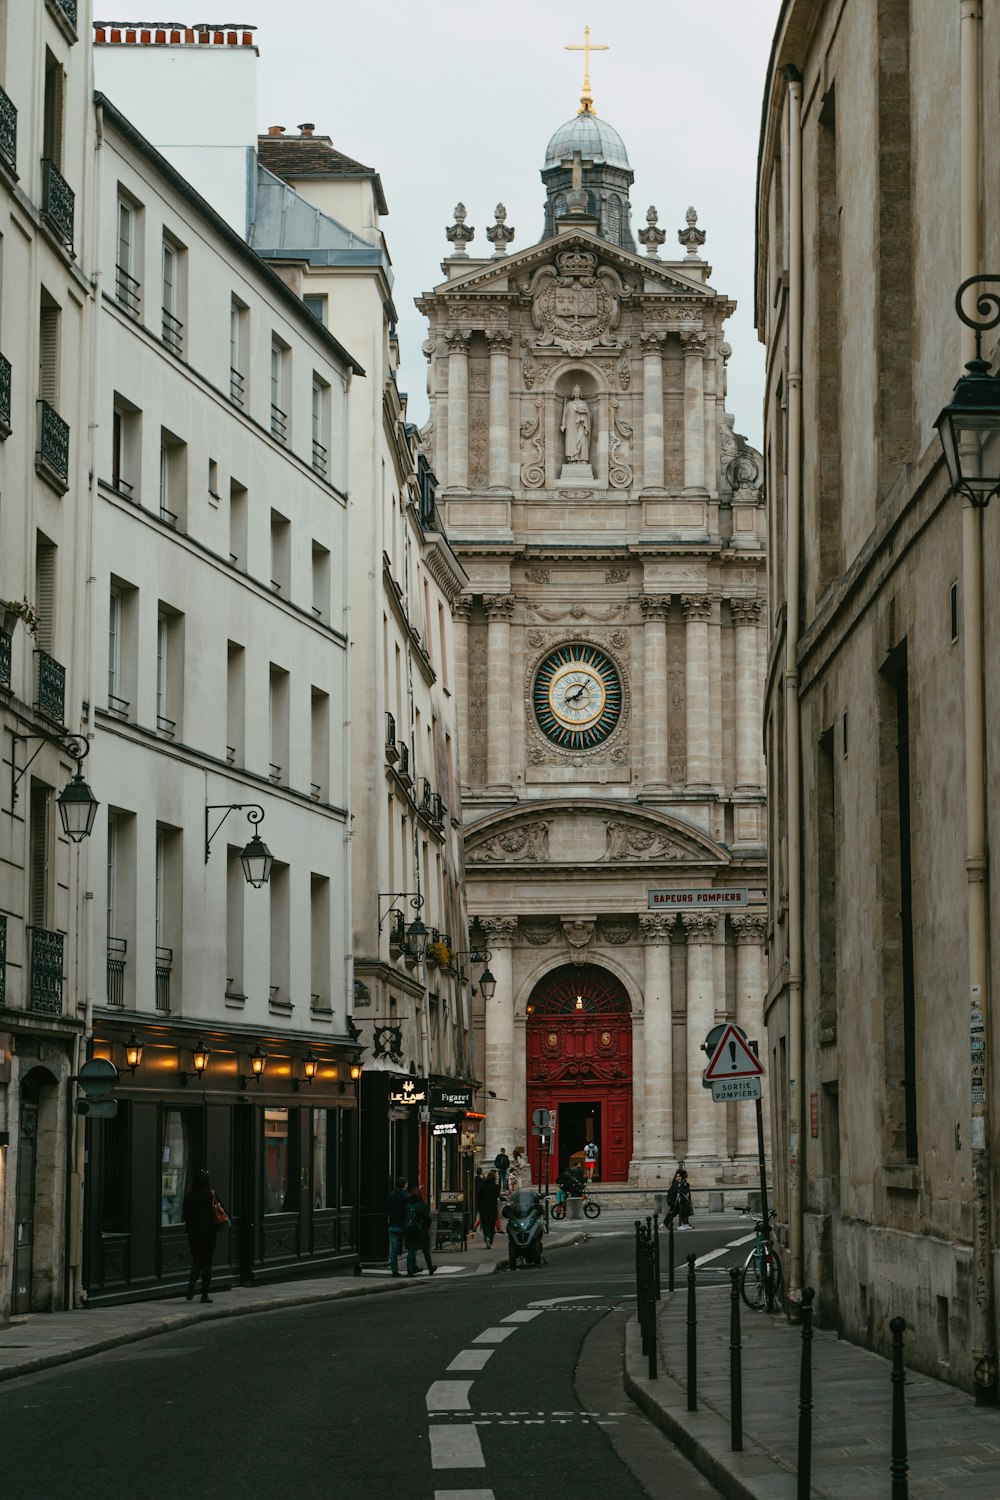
[[533, 643, 622, 749]]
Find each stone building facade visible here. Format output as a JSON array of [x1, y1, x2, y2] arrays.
[[418, 95, 768, 1189], [757, 0, 1000, 1397]]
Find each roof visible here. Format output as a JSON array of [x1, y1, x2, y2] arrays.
[[543, 111, 631, 173], [258, 131, 389, 216]]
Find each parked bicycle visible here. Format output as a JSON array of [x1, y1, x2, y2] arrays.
[[550, 1187, 601, 1220], [738, 1206, 782, 1311]]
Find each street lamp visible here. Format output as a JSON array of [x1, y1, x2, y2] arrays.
[[180, 1037, 210, 1086], [936, 276, 1000, 504], [349, 1051, 363, 1081], [124, 1032, 143, 1074], [204, 803, 274, 887], [378, 892, 428, 961], [11, 730, 98, 840], [294, 1049, 319, 1090], [479, 966, 497, 1001]]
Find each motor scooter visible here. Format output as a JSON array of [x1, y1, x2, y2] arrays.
[[502, 1188, 545, 1269]]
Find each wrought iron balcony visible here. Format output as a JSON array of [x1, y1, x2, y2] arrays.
[[385, 711, 397, 761], [28, 926, 64, 1014], [115, 264, 140, 317], [418, 777, 433, 815], [35, 649, 65, 722], [161, 307, 183, 355], [155, 946, 172, 1012], [0, 912, 6, 1008], [270, 403, 287, 443], [230, 367, 245, 406], [0, 86, 16, 177], [107, 936, 126, 1006], [312, 438, 327, 476], [36, 399, 70, 492], [397, 741, 411, 784], [41, 158, 74, 251], [0, 628, 10, 689], [0, 352, 11, 440]]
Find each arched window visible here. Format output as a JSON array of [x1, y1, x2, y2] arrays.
[[526, 964, 631, 1016], [607, 194, 623, 245]]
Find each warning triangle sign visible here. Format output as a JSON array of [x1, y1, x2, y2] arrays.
[[704, 1024, 765, 1081]]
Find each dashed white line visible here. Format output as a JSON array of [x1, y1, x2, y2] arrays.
[[434, 1491, 494, 1499], [472, 1326, 517, 1344], [429, 1425, 486, 1469], [447, 1349, 495, 1371], [696, 1232, 755, 1266], [501, 1309, 542, 1323], [427, 1380, 474, 1411]]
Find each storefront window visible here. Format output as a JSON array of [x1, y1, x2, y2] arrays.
[[312, 1110, 332, 1210], [101, 1102, 130, 1233], [161, 1108, 199, 1226], [338, 1107, 356, 1208], [264, 1107, 296, 1214]]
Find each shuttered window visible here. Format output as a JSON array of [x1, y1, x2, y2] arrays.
[[38, 297, 59, 406], [29, 786, 49, 927], [43, 52, 63, 169], [34, 537, 55, 655]]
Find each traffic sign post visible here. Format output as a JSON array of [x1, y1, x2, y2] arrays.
[[702, 1027, 771, 1264]]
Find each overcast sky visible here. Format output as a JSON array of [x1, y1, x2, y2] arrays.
[[238, 0, 781, 447]]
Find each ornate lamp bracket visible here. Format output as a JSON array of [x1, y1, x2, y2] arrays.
[[204, 803, 265, 863], [12, 726, 89, 809]]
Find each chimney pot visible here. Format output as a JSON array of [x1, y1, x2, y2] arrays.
[[268, 125, 286, 136], [298, 123, 315, 136]]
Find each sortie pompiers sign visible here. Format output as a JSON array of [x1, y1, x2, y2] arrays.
[[647, 888, 748, 910]]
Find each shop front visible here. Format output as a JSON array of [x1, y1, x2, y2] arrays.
[[358, 1070, 425, 1260], [428, 1079, 475, 1211], [83, 1019, 361, 1305]]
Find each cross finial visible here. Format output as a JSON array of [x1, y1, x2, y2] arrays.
[[565, 23, 609, 115]]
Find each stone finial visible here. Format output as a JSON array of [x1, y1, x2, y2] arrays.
[[638, 204, 666, 258], [446, 202, 475, 256], [678, 205, 707, 257], [486, 202, 516, 256]]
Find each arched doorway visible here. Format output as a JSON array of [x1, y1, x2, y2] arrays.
[[526, 965, 632, 1183]]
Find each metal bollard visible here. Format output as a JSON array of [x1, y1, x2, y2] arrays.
[[796, 1286, 815, 1500], [668, 1213, 675, 1292], [686, 1252, 698, 1412], [644, 1237, 658, 1379], [890, 1316, 909, 1500], [729, 1265, 743, 1451], [634, 1222, 647, 1351], [652, 1211, 661, 1300]]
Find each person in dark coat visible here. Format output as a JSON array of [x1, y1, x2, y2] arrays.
[[387, 1176, 409, 1278], [183, 1169, 220, 1302], [476, 1169, 502, 1248], [403, 1185, 437, 1277], [666, 1167, 694, 1229], [494, 1147, 510, 1191]]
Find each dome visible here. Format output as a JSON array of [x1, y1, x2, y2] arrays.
[[543, 111, 630, 173]]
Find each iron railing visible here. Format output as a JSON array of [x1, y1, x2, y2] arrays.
[[230, 367, 245, 406], [41, 158, 74, 251], [268, 762, 282, 784], [115, 265, 140, 316], [0, 352, 10, 438], [0, 86, 16, 176], [270, 404, 287, 442], [397, 741, 410, 782], [28, 926, 63, 1014], [155, 946, 172, 1012], [312, 438, 327, 476], [385, 711, 396, 750], [419, 777, 433, 815], [0, 628, 10, 688], [107, 693, 129, 720], [156, 713, 175, 739], [431, 792, 446, 826], [35, 650, 65, 722], [36, 399, 70, 490], [0, 912, 6, 1007], [161, 307, 183, 354], [107, 937, 126, 1006]]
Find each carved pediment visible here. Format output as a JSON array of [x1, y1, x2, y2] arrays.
[[464, 800, 728, 869]]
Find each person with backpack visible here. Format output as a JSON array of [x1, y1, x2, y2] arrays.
[[666, 1166, 694, 1230], [403, 1185, 437, 1277]]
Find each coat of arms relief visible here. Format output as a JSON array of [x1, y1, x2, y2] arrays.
[[521, 249, 632, 355]]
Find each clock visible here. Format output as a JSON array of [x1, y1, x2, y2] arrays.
[[533, 643, 622, 750]]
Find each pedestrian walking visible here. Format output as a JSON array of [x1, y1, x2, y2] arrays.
[[666, 1166, 694, 1229], [403, 1186, 437, 1277], [387, 1175, 409, 1277], [494, 1147, 510, 1191], [182, 1169, 224, 1303], [583, 1140, 599, 1182], [476, 1169, 502, 1248]]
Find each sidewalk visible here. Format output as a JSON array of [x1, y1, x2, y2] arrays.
[[625, 1276, 1000, 1499], [0, 1216, 588, 1385]]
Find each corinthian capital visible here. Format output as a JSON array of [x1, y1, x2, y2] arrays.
[[680, 331, 708, 357], [483, 593, 515, 622], [731, 911, 768, 945], [640, 330, 665, 354], [729, 598, 762, 627], [485, 326, 513, 352], [445, 326, 472, 354], [682, 594, 713, 623], [479, 916, 518, 947], [639, 912, 675, 944], [640, 594, 671, 621], [680, 911, 719, 943]]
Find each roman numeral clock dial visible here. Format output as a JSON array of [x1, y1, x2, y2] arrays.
[[533, 643, 622, 750]]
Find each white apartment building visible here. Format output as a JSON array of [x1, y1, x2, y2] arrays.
[[0, 0, 98, 1321]]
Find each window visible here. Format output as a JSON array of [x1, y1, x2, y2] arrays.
[[154, 824, 179, 1012], [311, 688, 329, 801], [208, 458, 219, 499], [950, 581, 959, 644], [160, 1109, 200, 1225], [303, 293, 327, 325], [270, 337, 288, 442], [226, 641, 244, 766], [311, 541, 330, 621], [158, 428, 186, 529], [106, 576, 135, 719], [269, 862, 289, 1008], [229, 479, 248, 569], [29, 783, 50, 927], [155, 606, 183, 738], [230, 296, 247, 405], [311, 376, 328, 476], [311, 874, 330, 1011], [269, 664, 289, 784], [329, 371, 347, 489], [108, 587, 122, 712], [42, 49, 64, 170], [115, 194, 140, 315], [38, 290, 60, 406], [106, 808, 133, 1008], [34, 533, 56, 655], [270, 508, 290, 594], [263, 1107, 295, 1214], [226, 846, 245, 1002], [110, 394, 140, 499], [161, 234, 184, 353]]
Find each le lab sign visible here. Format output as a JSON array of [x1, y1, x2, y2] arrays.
[[389, 1079, 428, 1107], [647, 888, 748, 910]]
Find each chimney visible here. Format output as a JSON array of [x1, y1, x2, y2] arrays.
[[267, 125, 285, 136], [298, 122, 315, 137]]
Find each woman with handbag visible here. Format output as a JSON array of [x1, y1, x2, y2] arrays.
[[182, 1169, 226, 1303]]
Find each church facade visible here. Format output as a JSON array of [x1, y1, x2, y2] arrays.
[[417, 93, 767, 1191]]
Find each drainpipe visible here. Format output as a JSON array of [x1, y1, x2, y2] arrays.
[[958, 0, 997, 1406], [782, 64, 804, 1313]]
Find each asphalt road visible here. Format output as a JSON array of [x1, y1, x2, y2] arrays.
[[0, 1212, 751, 1500]]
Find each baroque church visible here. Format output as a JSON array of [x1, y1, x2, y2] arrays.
[[417, 51, 767, 1191]]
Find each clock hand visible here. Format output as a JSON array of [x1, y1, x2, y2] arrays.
[[566, 685, 588, 703]]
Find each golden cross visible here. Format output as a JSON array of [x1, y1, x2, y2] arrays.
[[565, 23, 609, 115]]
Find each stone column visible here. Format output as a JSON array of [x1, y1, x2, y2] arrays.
[[483, 594, 514, 789], [640, 595, 670, 786], [731, 599, 762, 790], [479, 916, 518, 1163], [641, 331, 665, 490], [681, 332, 707, 493], [452, 597, 472, 794], [732, 912, 768, 1159], [486, 328, 512, 490], [445, 327, 471, 490], [682, 912, 718, 1161], [639, 913, 674, 1166], [682, 596, 713, 789]]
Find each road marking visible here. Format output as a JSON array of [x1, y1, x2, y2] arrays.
[[427, 1380, 474, 1411], [447, 1349, 495, 1371], [429, 1425, 486, 1469], [434, 1491, 494, 1499], [501, 1309, 542, 1323], [528, 1295, 596, 1306], [473, 1326, 517, 1343]]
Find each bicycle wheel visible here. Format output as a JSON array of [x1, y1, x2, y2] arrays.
[[740, 1244, 783, 1310], [583, 1198, 601, 1219], [551, 1200, 566, 1221]]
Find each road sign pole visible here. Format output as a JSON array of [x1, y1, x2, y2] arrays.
[[751, 1039, 773, 1308]]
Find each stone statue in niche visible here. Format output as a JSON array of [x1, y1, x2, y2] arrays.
[[561, 385, 593, 464]]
